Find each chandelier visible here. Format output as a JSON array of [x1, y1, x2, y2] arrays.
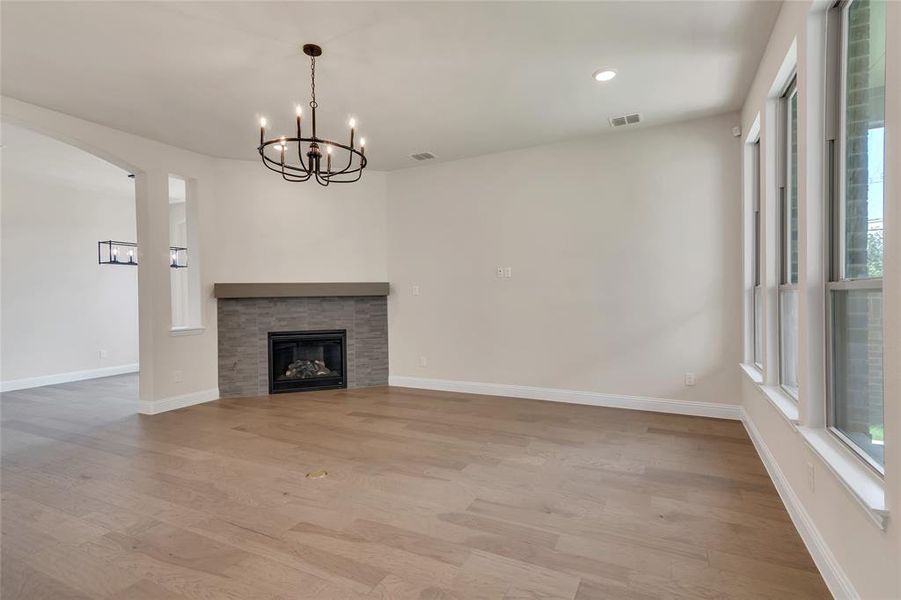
[[257, 44, 367, 186]]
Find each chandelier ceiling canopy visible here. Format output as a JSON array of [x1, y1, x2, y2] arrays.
[[257, 44, 366, 187]]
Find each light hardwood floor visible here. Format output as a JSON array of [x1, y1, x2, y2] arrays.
[[1, 375, 829, 599]]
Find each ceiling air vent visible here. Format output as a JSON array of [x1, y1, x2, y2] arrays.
[[410, 152, 436, 161], [609, 113, 642, 128]]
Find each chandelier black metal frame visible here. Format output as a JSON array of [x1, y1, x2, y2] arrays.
[[258, 44, 367, 187]]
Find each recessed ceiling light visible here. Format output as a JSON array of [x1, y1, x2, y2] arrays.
[[593, 68, 617, 82]]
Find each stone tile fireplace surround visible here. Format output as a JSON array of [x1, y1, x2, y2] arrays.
[[215, 283, 388, 398]]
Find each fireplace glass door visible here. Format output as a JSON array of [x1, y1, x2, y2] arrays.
[[268, 330, 346, 393]]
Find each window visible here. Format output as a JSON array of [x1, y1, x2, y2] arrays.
[[826, 0, 885, 470], [752, 140, 763, 368], [779, 77, 799, 397]]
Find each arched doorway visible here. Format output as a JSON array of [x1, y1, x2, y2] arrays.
[[0, 122, 140, 416]]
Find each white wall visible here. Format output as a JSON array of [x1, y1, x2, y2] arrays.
[[1, 124, 138, 386], [739, 1, 901, 597], [207, 159, 388, 284], [387, 113, 742, 406]]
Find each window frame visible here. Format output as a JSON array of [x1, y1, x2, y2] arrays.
[[778, 75, 800, 399], [825, 0, 885, 475], [751, 140, 763, 370]]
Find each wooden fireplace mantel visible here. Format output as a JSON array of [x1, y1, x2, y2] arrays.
[[213, 282, 390, 299]]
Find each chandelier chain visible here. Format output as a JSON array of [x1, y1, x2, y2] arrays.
[[309, 56, 318, 109]]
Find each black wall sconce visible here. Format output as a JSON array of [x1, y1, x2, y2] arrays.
[[169, 246, 188, 269], [98, 240, 137, 265], [98, 240, 188, 269]]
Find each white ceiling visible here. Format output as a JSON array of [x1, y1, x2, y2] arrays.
[[1, 1, 780, 171]]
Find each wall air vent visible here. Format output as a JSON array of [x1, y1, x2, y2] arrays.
[[410, 152, 436, 161], [609, 113, 642, 128]]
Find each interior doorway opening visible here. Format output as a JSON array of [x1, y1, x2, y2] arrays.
[[0, 122, 140, 412]]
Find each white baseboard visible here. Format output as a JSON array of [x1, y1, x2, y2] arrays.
[[741, 409, 858, 600], [388, 376, 742, 420], [0, 363, 139, 393], [139, 388, 220, 415]]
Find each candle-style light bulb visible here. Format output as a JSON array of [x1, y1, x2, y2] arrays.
[[112, 246, 119, 262], [127, 249, 134, 263], [259, 117, 267, 146], [170, 251, 177, 266], [296, 105, 303, 117], [348, 117, 356, 147], [260, 117, 267, 128], [360, 137, 366, 155], [326, 146, 332, 173], [279, 137, 286, 164]]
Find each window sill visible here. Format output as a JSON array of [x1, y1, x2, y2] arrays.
[[759, 385, 800, 425], [169, 326, 205, 337], [739, 362, 764, 384], [797, 427, 888, 530], [741, 362, 798, 428], [740, 362, 888, 529]]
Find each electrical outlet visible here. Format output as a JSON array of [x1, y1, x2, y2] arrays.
[[173, 370, 183, 383], [412, 284, 420, 296], [684, 372, 696, 386], [419, 356, 428, 368], [496, 267, 504, 278], [504, 266, 512, 278], [99, 349, 109, 360], [807, 462, 815, 492]]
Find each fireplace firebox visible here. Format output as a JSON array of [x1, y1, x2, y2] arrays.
[[267, 330, 346, 394]]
